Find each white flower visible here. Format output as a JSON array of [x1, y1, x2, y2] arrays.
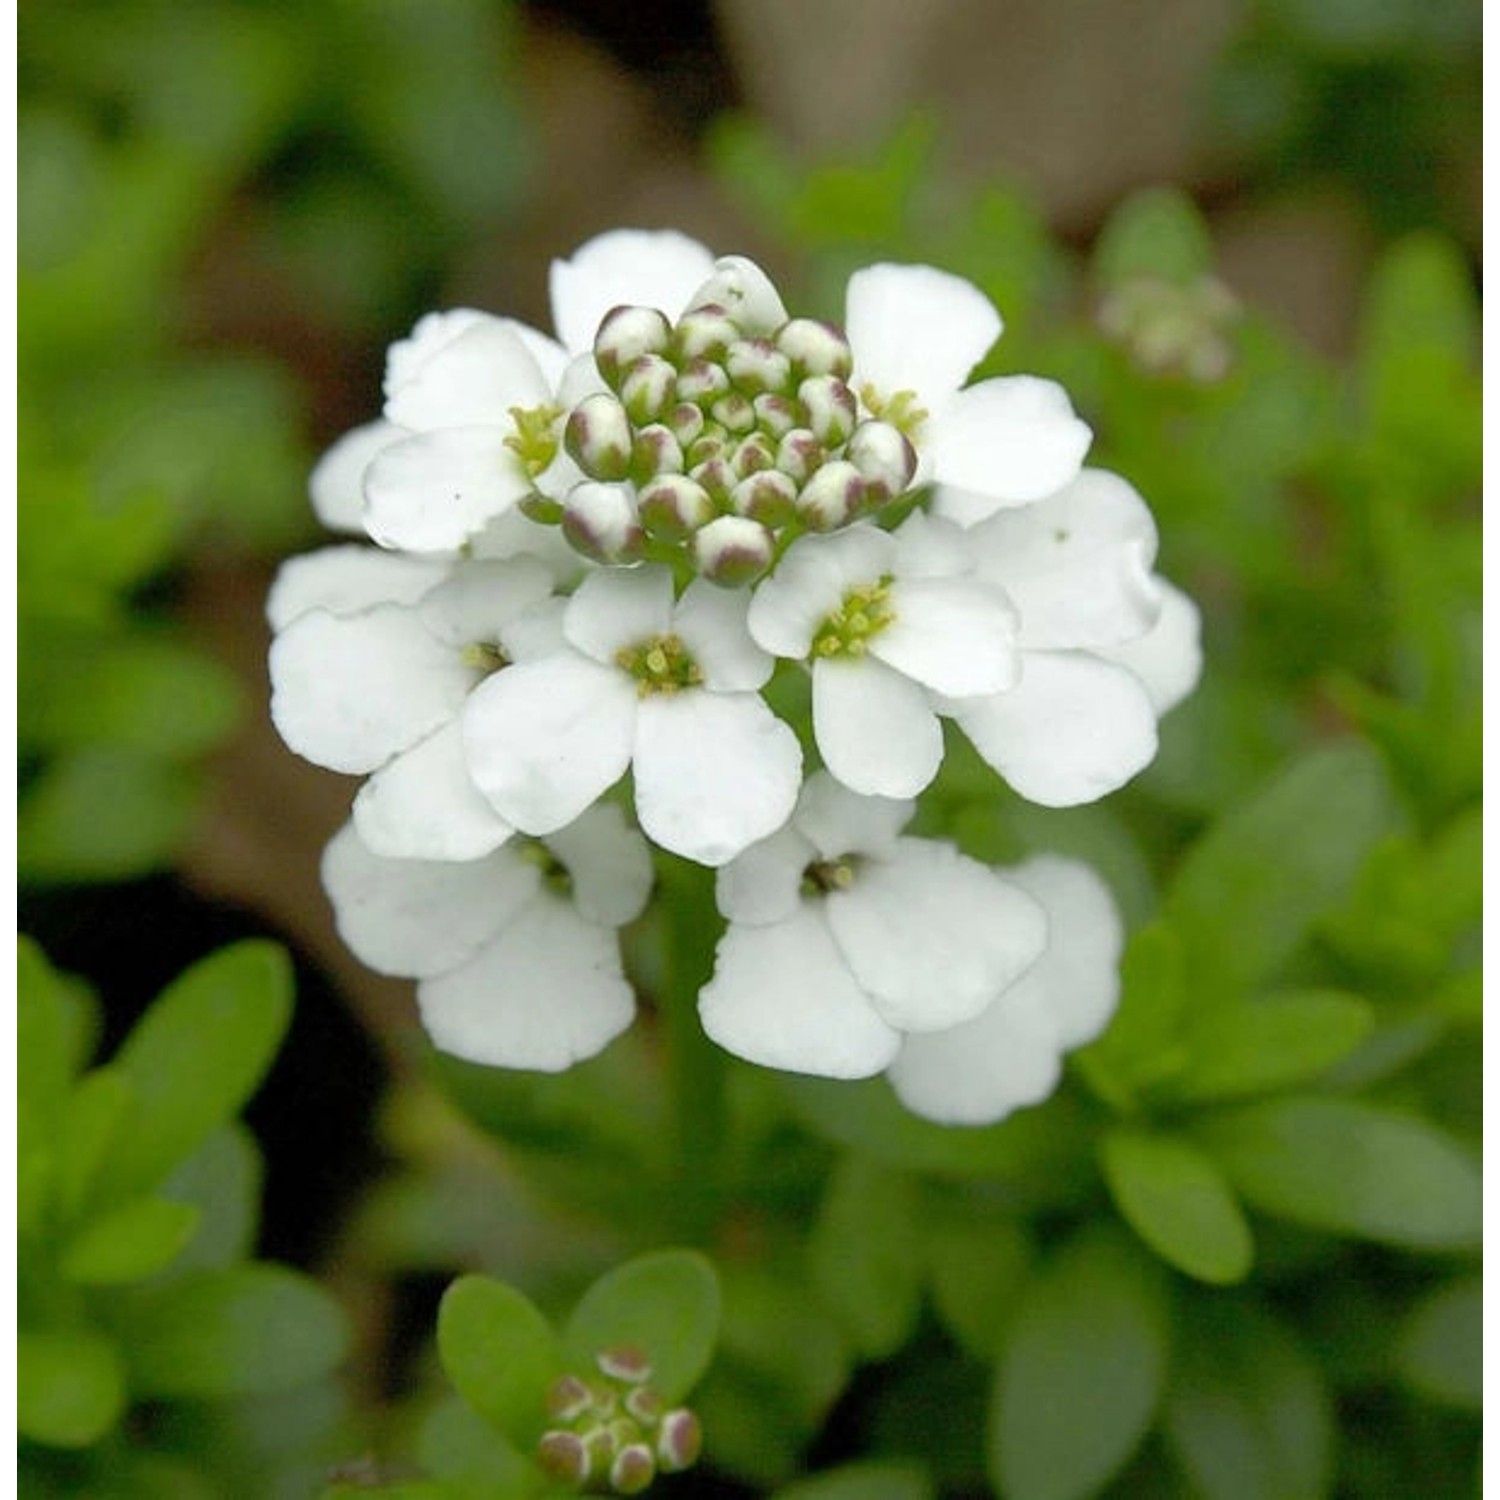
[[461, 564, 802, 867], [697, 774, 1048, 1078], [887, 855, 1123, 1125], [747, 513, 1018, 798], [321, 803, 653, 1072]]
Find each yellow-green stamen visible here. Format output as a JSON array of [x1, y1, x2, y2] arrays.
[[811, 576, 896, 659], [615, 633, 703, 697], [505, 402, 564, 478], [858, 384, 928, 439]]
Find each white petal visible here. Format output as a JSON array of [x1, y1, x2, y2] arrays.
[[501, 597, 570, 663], [384, 310, 488, 396], [500, 318, 570, 389], [269, 604, 474, 774], [890, 509, 972, 578], [827, 839, 1048, 1032], [971, 468, 1163, 650], [844, 262, 1002, 413], [364, 428, 531, 552], [564, 564, 675, 664], [353, 720, 514, 862], [416, 556, 556, 648], [266, 546, 448, 632], [321, 822, 537, 978], [793, 770, 913, 862], [633, 692, 802, 866], [418, 895, 634, 1071], [747, 527, 894, 659], [674, 580, 773, 691], [384, 314, 551, 431], [549, 229, 717, 355], [685, 255, 788, 334], [715, 824, 817, 926], [1094, 576, 1204, 715], [812, 657, 942, 798], [462, 654, 636, 835], [542, 802, 655, 928], [927, 377, 1092, 516], [953, 652, 1159, 807], [471, 506, 587, 585], [871, 576, 1019, 696], [309, 420, 403, 534], [1005, 854, 1123, 1049], [699, 906, 901, 1078]]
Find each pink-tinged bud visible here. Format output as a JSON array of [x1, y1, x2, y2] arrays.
[[693, 516, 774, 586], [537, 1429, 592, 1487], [776, 428, 825, 486], [846, 419, 917, 502], [710, 390, 756, 435], [687, 256, 788, 335], [689, 457, 736, 506], [596, 1345, 653, 1385], [565, 393, 633, 482], [685, 429, 730, 468], [562, 482, 645, 563], [631, 423, 684, 480], [726, 337, 793, 396], [672, 303, 739, 362], [753, 392, 799, 439], [797, 461, 865, 531], [730, 468, 797, 528], [667, 401, 706, 447], [619, 354, 677, 425], [776, 317, 854, 380], [731, 432, 777, 479], [799, 375, 857, 448], [594, 305, 672, 389], [546, 1373, 595, 1423], [639, 474, 714, 540], [656, 1409, 703, 1473], [610, 1442, 656, 1495], [676, 357, 731, 406], [624, 1385, 665, 1426]]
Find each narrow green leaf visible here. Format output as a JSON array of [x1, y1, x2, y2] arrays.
[[926, 1209, 1033, 1362], [1101, 1128, 1254, 1285], [54, 1067, 136, 1225], [563, 1249, 721, 1403], [1196, 1098, 1481, 1250], [773, 1459, 935, 1500], [60, 1196, 200, 1284], [989, 1227, 1171, 1500], [436, 1275, 559, 1446], [18, 938, 76, 1131], [1393, 1276, 1481, 1411], [18, 1327, 127, 1448], [160, 1123, 263, 1270]]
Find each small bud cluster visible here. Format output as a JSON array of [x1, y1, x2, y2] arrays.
[[559, 302, 919, 584], [536, 1346, 703, 1495], [1097, 274, 1240, 384]]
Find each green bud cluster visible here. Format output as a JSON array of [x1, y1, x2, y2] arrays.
[[535, 1347, 703, 1495], [1096, 273, 1239, 384]]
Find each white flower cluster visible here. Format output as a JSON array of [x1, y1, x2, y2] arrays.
[[269, 229, 1201, 1121]]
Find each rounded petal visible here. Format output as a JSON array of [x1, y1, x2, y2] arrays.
[[385, 310, 488, 396], [463, 654, 636, 834], [353, 720, 514, 862], [971, 468, 1163, 650], [674, 579, 773, 691], [543, 802, 655, 927], [793, 770, 913, 862], [685, 255, 789, 334], [871, 576, 1019, 696], [1094, 576, 1203, 714], [321, 821, 537, 978], [266, 546, 448, 632], [419, 895, 634, 1071], [269, 604, 474, 774], [890, 508, 972, 578], [747, 527, 894, 659], [384, 314, 551, 431], [364, 427, 531, 552], [471, 506, 588, 585], [812, 657, 942, 799], [416, 556, 556, 648], [549, 229, 717, 355], [500, 318, 570, 389], [699, 905, 901, 1078], [633, 692, 802, 866], [564, 564, 675, 664], [827, 839, 1048, 1032], [952, 651, 1159, 807], [927, 377, 1092, 517], [845, 262, 1002, 412], [715, 824, 817, 926], [309, 420, 403, 534]]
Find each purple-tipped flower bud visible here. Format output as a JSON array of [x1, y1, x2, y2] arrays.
[[776, 428, 825, 486], [562, 481, 645, 563], [710, 390, 756, 435], [753, 392, 799, 439], [672, 304, 739, 363], [656, 1409, 703, 1474], [726, 337, 793, 396], [676, 357, 731, 406], [687, 256, 788, 335], [639, 474, 714, 540], [846, 418, 918, 502], [689, 457, 736, 506], [776, 317, 854, 380], [619, 354, 678, 426], [547, 1374, 595, 1423], [565, 393, 634, 482], [693, 515, 774, 586], [730, 468, 797, 527], [731, 432, 777, 479], [667, 401, 706, 447], [594, 305, 672, 389], [537, 1429, 592, 1487], [610, 1443, 656, 1495], [632, 423, 684, 480], [685, 428, 730, 468], [625, 1386, 665, 1426], [799, 375, 857, 448], [797, 460, 865, 531]]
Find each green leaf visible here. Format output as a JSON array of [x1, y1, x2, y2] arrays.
[[1393, 1276, 1481, 1411], [1093, 186, 1215, 287], [160, 1124, 263, 1271], [104, 941, 293, 1199], [436, 1275, 559, 1447], [925, 1207, 1033, 1362], [809, 1157, 924, 1359], [115, 1265, 349, 1398], [18, 938, 78, 1130], [18, 1327, 127, 1448], [414, 1394, 540, 1496], [1167, 990, 1375, 1105], [563, 1249, 721, 1403], [989, 1227, 1171, 1500], [1164, 742, 1396, 995], [59, 1195, 200, 1284], [54, 1067, 136, 1225], [773, 1459, 935, 1500], [1101, 1127, 1254, 1285], [1163, 1299, 1332, 1500], [1196, 1098, 1481, 1250]]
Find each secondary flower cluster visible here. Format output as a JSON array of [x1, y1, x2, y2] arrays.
[[269, 228, 1201, 1119]]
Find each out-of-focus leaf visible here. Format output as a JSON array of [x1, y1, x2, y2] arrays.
[[989, 1227, 1171, 1500], [18, 1327, 127, 1448], [1094, 186, 1215, 287], [160, 1124, 263, 1271], [925, 1206, 1033, 1362], [59, 1196, 200, 1284], [54, 1068, 135, 1226], [1393, 1276, 1481, 1411], [1196, 1097, 1480, 1250], [773, 1459, 935, 1500], [414, 1394, 541, 1496]]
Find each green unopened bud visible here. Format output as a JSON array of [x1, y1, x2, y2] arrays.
[[595, 305, 672, 389], [565, 393, 634, 481], [776, 428, 825, 486], [519, 491, 565, 525], [538, 1430, 592, 1487], [687, 256, 788, 335], [631, 423, 683, 480], [619, 354, 678, 425], [846, 419, 917, 502], [610, 1443, 656, 1495], [730, 468, 797, 527], [676, 357, 731, 406], [799, 375, 857, 447], [562, 481, 645, 563], [731, 431, 777, 479], [753, 392, 799, 439], [693, 515, 774, 586], [672, 304, 739, 363], [547, 1374, 595, 1423], [639, 474, 714, 539], [667, 401, 706, 447], [776, 317, 853, 380], [656, 1409, 702, 1474], [726, 337, 793, 396], [797, 460, 865, 531]]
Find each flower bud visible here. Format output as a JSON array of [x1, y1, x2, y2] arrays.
[[672, 304, 739, 363], [624, 1386, 665, 1426], [687, 256, 788, 335], [537, 1430, 592, 1486], [753, 392, 799, 439], [547, 1374, 595, 1423], [710, 390, 756, 435], [619, 354, 677, 425], [594, 305, 672, 389], [693, 515, 774, 586], [631, 423, 683, 480], [676, 357, 731, 406], [799, 375, 857, 448], [610, 1442, 656, 1495], [519, 490, 564, 525], [776, 428, 824, 486], [731, 432, 776, 479], [776, 316, 854, 379], [656, 1409, 703, 1473], [730, 468, 797, 528], [846, 418, 917, 502], [565, 393, 633, 481], [726, 337, 792, 396], [685, 428, 730, 468], [638, 474, 714, 540], [688, 457, 736, 506], [667, 401, 706, 447], [797, 460, 865, 531], [562, 481, 645, 563]]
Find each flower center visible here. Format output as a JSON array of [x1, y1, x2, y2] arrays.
[[615, 633, 703, 697], [505, 401, 564, 477], [460, 641, 509, 677], [858, 383, 928, 439], [519, 839, 573, 895], [811, 576, 895, 659], [802, 855, 859, 896]]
